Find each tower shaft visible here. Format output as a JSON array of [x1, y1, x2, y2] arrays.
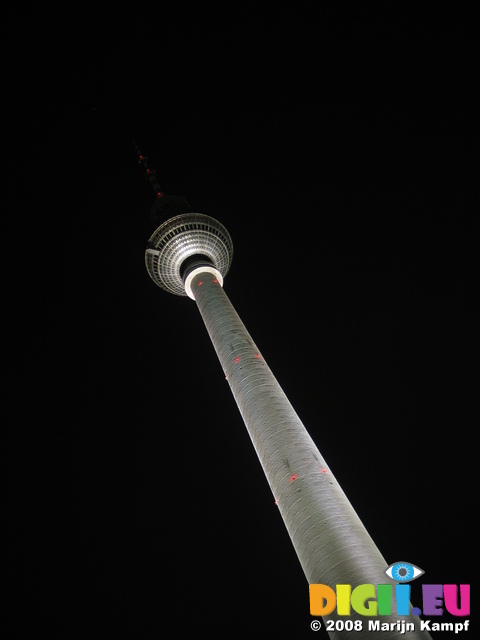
[[189, 270, 430, 640]]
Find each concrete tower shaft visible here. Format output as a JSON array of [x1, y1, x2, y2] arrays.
[[189, 271, 431, 640]]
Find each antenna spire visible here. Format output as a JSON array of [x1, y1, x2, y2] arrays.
[[133, 140, 163, 199], [133, 140, 192, 226]]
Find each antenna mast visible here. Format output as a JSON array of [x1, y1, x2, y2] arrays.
[[133, 140, 163, 199], [133, 140, 191, 225]]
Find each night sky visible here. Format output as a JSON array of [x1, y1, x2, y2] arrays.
[[13, 6, 476, 638]]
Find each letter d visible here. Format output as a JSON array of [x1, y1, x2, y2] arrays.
[[309, 584, 337, 616]]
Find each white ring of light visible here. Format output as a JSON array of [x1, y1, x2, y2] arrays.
[[184, 266, 224, 300]]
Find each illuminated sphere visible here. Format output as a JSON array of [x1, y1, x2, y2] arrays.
[[145, 213, 233, 296]]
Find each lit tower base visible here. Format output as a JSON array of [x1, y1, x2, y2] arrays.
[[145, 211, 432, 640]]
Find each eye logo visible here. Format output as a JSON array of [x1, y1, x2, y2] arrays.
[[385, 561, 424, 583]]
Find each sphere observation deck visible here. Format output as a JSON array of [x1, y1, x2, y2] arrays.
[[145, 213, 233, 297]]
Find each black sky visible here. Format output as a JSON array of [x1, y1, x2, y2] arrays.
[[11, 6, 477, 638]]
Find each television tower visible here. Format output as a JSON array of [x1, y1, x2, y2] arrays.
[[136, 143, 432, 639]]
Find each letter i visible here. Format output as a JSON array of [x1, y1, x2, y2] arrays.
[[396, 584, 411, 615], [377, 584, 392, 615], [336, 585, 351, 615]]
